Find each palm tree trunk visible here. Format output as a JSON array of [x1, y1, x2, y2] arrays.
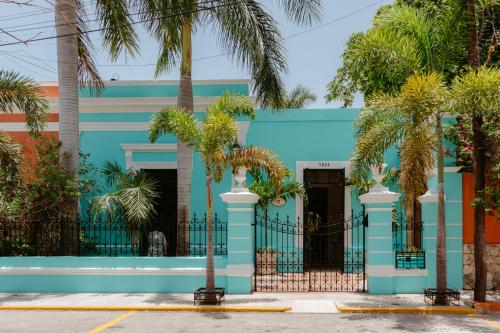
[[466, 0, 487, 302], [205, 168, 215, 300], [472, 116, 487, 301], [55, 0, 79, 255], [436, 113, 448, 304], [176, 17, 194, 256]]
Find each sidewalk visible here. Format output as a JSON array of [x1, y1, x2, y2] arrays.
[[0, 291, 488, 313]]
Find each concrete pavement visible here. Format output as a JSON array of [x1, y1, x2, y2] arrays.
[[0, 311, 498, 333], [0, 291, 488, 313]]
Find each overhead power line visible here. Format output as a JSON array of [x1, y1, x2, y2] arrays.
[[1, 0, 384, 67], [0, 0, 229, 47]]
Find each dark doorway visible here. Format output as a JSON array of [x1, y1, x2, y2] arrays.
[[144, 169, 177, 256], [303, 169, 345, 269]]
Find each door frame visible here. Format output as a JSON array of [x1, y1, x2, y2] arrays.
[[295, 161, 351, 248]]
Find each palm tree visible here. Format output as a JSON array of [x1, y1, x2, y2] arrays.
[[449, 66, 500, 302], [55, 0, 138, 217], [0, 70, 48, 135], [341, 4, 466, 303], [0, 69, 48, 191], [149, 93, 286, 303], [249, 167, 306, 247], [133, 0, 322, 236], [352, 72, 448, 302], [282, 85, 317, 109], [90, 161, 159, 252]]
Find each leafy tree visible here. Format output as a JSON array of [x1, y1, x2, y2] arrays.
[[282, 85, 317, 109], [149, 93, 286, 302], [449, 65, 500, 301]]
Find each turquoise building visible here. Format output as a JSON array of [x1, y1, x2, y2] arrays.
[[0, 80, 464, 295]]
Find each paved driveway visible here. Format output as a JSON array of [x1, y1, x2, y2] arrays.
[[0, 311, 498, 333]]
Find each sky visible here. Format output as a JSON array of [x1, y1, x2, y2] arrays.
[[0, 0, 394, 108]]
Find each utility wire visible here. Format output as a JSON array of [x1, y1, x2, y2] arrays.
[[0, 0, 97, 22], [0, 0, 383, 67], [0, 0, 230, 47]]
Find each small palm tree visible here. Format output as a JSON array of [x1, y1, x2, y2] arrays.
[[91, 161, 159, 224], [249, 168, 306, 247], [149, 93, 286, 302], [282, 85, 317, 109], [90, 161, 159, 250]]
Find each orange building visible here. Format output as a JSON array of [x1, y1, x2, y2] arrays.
[[0, 84, 59, 160], [462, 173, 499, 290]]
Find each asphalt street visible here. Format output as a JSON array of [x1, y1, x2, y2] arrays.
[[0, 311, 498, 333]]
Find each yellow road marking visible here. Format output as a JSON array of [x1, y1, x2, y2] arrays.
[[88, 311, 136, 333], [0, 305, 291, 312]]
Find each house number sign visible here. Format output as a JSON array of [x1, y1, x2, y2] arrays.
[[318, 162, 331, 167]]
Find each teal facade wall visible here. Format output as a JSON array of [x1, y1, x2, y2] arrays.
[[0, 81, 465, 294]]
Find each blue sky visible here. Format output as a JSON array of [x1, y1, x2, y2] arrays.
[[0, 0, 393, 108]]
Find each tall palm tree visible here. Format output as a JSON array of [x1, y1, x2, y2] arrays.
[[449, 66, 500, 302], [341, 4, 466, 303], [352, 72, 448, 302], [149, 93, 286, 303], [282, 85, 317, 109], [55, 0, 138, 217], [133, 0, 321, 238]]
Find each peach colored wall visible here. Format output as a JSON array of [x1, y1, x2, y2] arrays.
[[462, 173, 500, 244]]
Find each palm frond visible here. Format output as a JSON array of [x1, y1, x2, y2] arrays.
[[149, 106, 202, 147], [207, 92, 256, 119], [229, 146, 287, 192], [116, 171, 158, 225], [449, 66, 500, 117], [208, 0, 288, 108], [284, 85, 317, 109], [275, 0, 322, 26], [95, 0, 139, 61], [0, 70, 48, 136], [0, 132, 22, 189]]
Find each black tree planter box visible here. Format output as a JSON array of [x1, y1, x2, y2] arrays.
[[194, 288, 225, 305], [424, 288, 460, 306]]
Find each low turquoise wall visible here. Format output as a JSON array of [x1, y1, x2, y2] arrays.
[[0, 256, 251, 294]]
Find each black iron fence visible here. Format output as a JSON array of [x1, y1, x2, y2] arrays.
[[0, 214, 227, 257], [392, 212, 425, 269]]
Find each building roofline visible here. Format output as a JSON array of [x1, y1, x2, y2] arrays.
[[37, 79, 250, 87]]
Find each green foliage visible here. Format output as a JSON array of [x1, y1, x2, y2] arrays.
[[150, 94, 286, 188], [0, 136, 99, 222], [0, 70, 48, 136], [91, 161, 159, 225], [325, 2, 467, 106], [249, 168, 307, 212], [352, 72, 446, 214], [133, 0, 322, 108], [449, 66, 500, 214], [282, 85, 317, 109]]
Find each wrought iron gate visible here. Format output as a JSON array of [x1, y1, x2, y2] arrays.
[[254, 207, 367, 292]]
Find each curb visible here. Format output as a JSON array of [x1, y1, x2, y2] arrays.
[[337, 306, 476, 315], [0, 305, 292, 313]]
